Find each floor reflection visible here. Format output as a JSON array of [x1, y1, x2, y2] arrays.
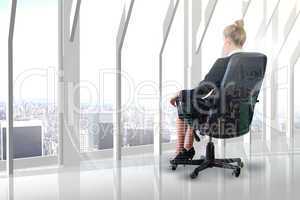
[[8, 176, 14, 200], [58, 166, 80, 200], [154, 158, 162, 200], [113, 162, 122, 200], [1, 153, 300, 199]]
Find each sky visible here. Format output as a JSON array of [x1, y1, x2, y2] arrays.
[[0, 0, 8, 10], [0, 0, 183, 108], [0, 0, 57, 102]]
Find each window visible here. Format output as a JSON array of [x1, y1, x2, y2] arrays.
[[161, 1, 184, 143], [0, 0, 9, 162], [80, 0, 122, 152], [201, 0, 244, 78], [11, 0, 58, 159], [276, 0, 298, 50]]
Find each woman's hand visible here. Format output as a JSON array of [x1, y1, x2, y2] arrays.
[[170, 91, 181, 107], [170, 96, 177, 107]]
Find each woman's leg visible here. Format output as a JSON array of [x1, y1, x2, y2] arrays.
[[185, 115, 207, 150], [184, 126, 194, 150], [176, 118, 187, 154]]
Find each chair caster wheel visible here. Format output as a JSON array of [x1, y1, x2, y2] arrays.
[[232, 168, 241, 178], [170, 164, 177, 171], [238, 161, 244, 168], [190, 171, 198, 179]]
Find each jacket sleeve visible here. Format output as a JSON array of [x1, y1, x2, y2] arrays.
[[179, 58, 224, 102], [201, 58, 225, 89]]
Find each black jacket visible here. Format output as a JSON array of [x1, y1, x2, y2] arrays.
[[177, 55, 233, 121], [180, 55, 232, 102]]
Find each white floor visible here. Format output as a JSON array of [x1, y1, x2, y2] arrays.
[[0, 151, 300, 200]]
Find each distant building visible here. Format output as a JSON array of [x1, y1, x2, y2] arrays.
[[87, 113, 100, 149], [85, 113, 114, 150], [98, 123, 113, 150], [123, 129, 152, 146], [0, 120, 43, 160], [123, 128, 171, 147], [83, 112, 171, 150]]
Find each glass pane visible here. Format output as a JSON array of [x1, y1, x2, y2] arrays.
[[276, 0, 298, 49], [12, 0, 58, 160], [161, 1, 184, 144], [261, 15, 275, 155], [201, 0, 244, 77], [121, 0, 174, 147], [249, 91, 265, 154], [291, 16, 300, 153], [275, 3, 300, 154], [0, 0, 9, 172], [244, 0, 265, 50], [242, 0, 277, 156], [80, 0, 121, 152], [271, 2, 300, 153], [273, 88, 288, 152], [266, 0, 279, 22], [195, 0, 212, 46]]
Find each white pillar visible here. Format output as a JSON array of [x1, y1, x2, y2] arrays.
[[266, 9, 280, 152], [113, 162, 122, 200], [287, 64, 294, 147], [153, 161, 162, 200], [284, 7, 300, 149], [288, 41, 300, 150], [184, 0, 189, 88], [188, 0, 202, 88], [58, 0, 81, 167], [115, 0, 135, 161], [7, 176, 14, 200], [195, 0, 218, 55], [7, 0, 18, 176]]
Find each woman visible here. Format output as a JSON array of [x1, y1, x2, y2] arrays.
[[170, 19, 247, 161]]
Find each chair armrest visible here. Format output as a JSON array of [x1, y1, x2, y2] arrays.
[[230, 97, 259, 105]]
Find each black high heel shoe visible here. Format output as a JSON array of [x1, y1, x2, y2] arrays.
[[183, 147, 195, 160], [170, 147, 195, 164], [170, 147, 196, 170]]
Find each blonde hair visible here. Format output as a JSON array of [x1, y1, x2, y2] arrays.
[[223, 19, 246, 47]]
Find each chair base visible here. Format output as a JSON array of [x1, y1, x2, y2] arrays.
[[170, 141, 244, 179]]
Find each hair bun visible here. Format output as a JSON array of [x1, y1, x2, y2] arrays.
[[234, 19, 244, 28]]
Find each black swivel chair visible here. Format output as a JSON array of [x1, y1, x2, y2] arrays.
[[170, 52, 267, 179]]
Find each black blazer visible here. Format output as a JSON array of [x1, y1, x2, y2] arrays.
[[180, 54, 233, 102], [200, 56, 231, 91], [177, 55, 234, 120]]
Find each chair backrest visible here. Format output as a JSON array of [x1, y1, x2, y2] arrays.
[[210, 52, 267, 138]]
